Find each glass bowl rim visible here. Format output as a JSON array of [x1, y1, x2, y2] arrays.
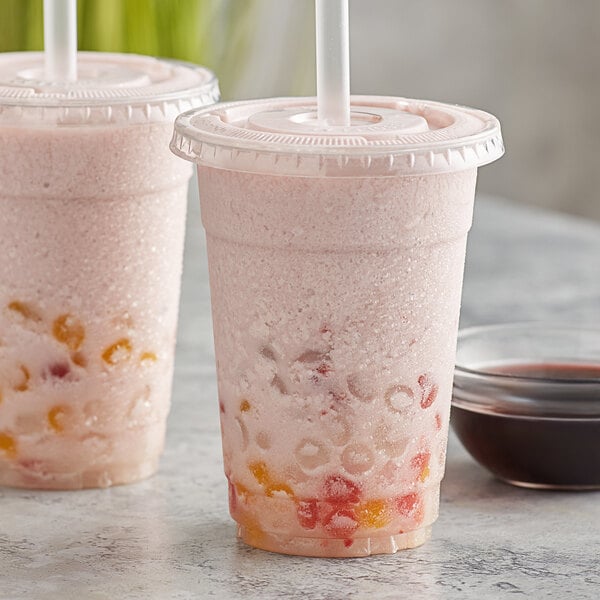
[[455, 322, 600, 385]]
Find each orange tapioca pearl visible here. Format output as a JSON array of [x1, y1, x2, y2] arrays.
[[238, 513, 266, 546], [71, 352, 87, 368], [265, 482, 294, 498], [0, 432, 17, 458], [356, 499, 392, 529], [249, 461, 270, 486], [53, 314, 85, 351], [8, 301, 42, 322], [140, 352, 157, 364], [47, 405, 71, 433], [13, 365, 30, 392], [240, 399, 251, 412], [249, 461, 295, 498], [102, 338, 133, 365]]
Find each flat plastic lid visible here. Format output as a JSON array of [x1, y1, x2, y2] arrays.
[[0, 52, 219, 126], [171, 96, 503, 176]]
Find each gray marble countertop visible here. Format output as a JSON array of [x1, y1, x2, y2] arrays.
[[2, 192, 599, 600]]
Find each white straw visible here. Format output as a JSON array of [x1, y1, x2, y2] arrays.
[[316, 0, 350, 126], [44, 0, 78, 81]]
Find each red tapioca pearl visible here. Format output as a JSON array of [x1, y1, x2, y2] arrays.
[[327, 391, 349, 407], [395, 492, 421, 516], [411, 451, 432, 483], [435, 413, 443, 431], [315, 362, 332, 376], [398, 493, 425, 525], [47, 362, 71, 379], [418, 373, 438, 409], [323, 474, 362, 505], [296, 499, 319, 530], [344, 539, 354, 548], [323, 508, 358, 538]]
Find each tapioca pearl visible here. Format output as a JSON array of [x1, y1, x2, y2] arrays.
[[140, 352, 157, 364], [341, 443, 375, 475], [71, 352, 87, 368], [127, 386, 152, 423], [294, 438, 331, 472], [296, 499, 319, 530], [80, 433, 113, 457], [296, 350, 328, 364], [292, 350, 332, 384], [356, 499, 392, 529], [411, 451, 431, 483], [320, 411, 351, 446], [323, 508, 358, 538], [53, 314, 85, 351], [346, 373, 376, 403], [271, 374, 288, 395], [102, 338, 133, 365], [234, 417, 249, 451], [42, 361, 72, 382], [395, 492, 421, 517], [13, 365, 30, 392], [418, 373, 438, 409], [265, 481, 294, 498], [47, 405, 72, 433], [0, 432, 17, 458], [323, 474, 362, 504], [255, 431, 272, 450], [249, 461, 270, 485], [14, 411, 44, 435], [7, 301, 42, 323], [259, 345, 277, 362], [384, 384, 414, 413], [83, 400, 115, 429], [239, 399, 251, 412], [373, 424, 409, 458]]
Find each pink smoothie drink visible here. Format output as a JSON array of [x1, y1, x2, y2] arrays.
[[0, 52, 218, 489], [171, 96, 503, 556]]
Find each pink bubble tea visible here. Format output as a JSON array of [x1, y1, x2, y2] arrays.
[[0, 53, 218, 489], [171, 96, 503, 556]]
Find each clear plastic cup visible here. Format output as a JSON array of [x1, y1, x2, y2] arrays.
[[171, 96, 503, 556], [0, 52, 218, 489]]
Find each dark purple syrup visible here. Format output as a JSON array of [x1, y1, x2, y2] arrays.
[[452, 363, 600, 489]]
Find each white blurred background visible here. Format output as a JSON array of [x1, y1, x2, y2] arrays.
[[237, 0, 600, 222]]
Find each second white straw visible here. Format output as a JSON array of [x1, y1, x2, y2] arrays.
[[316, 0, 351, 126], [44, 0, 78, 81]]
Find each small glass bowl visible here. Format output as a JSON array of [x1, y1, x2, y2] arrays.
[[451, 323, 600, 490]]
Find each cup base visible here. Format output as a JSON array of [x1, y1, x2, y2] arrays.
[[0, 458, 159, 490], [237, 524, 432, 557]]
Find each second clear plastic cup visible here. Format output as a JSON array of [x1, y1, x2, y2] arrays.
[[0, 52, 218, 489], [171, 96, 503, 556]]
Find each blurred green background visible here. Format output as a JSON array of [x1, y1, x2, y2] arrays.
[[0, 0, 261, 99]]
